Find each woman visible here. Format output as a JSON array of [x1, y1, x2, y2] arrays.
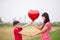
[[32, 12, 51, 40]]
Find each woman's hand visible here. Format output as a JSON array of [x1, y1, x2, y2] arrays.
[[31, 34, 37, 37], [32, 21, 41, 30], [26, 34, 32, 37]]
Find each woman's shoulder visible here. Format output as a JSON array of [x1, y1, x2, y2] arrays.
[[45, 21, 51, 27], [46, 21, 51, 25]]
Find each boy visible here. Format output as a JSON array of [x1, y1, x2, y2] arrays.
[[13, 21, 31, 40]]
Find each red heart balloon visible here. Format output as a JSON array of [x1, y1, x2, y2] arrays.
[[28, 10, 40, 21]]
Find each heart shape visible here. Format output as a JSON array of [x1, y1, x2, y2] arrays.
[[28, 10, 40, 21]]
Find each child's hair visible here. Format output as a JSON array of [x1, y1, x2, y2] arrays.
[[41, 12, 50, 30], [13, 20, 20, 26]]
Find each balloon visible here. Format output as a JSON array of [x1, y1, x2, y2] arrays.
[[28, 10, 40, 21]]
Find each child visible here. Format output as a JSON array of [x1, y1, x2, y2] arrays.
[[13, 20, 31, 40]]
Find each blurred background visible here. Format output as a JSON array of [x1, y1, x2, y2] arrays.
[[0, 0, 60, 40]]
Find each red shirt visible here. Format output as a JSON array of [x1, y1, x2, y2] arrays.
[[14, 27, 23, 40]]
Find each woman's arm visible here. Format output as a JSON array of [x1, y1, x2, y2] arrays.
[[32, 26, 48, 36], [22, 22, 32, 28], [32, 22, 42, 30]]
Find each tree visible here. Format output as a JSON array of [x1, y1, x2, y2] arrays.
[[0, 17, 2, 23]]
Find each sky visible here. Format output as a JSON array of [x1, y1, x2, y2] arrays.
[[0, 0, 60, 23]]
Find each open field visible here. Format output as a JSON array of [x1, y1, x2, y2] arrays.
[[0, 26, 60, 40]]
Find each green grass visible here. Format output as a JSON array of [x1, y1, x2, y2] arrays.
[[0, 26, 60, 40], [32, 28, 60, 40], [50, 28, 60, 40], [27, 28, 60, 40]]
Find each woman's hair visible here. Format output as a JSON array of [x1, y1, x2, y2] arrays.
[[41, 12, 50, 30], [13, 20, 20, 26]]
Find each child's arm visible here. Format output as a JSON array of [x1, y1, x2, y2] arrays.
[[19, 32, 31, 37], [32, 22, 42, 30], [22, 22, 32, 28]]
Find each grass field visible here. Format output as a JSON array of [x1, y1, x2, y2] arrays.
[[0, 25, 60, 40]]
